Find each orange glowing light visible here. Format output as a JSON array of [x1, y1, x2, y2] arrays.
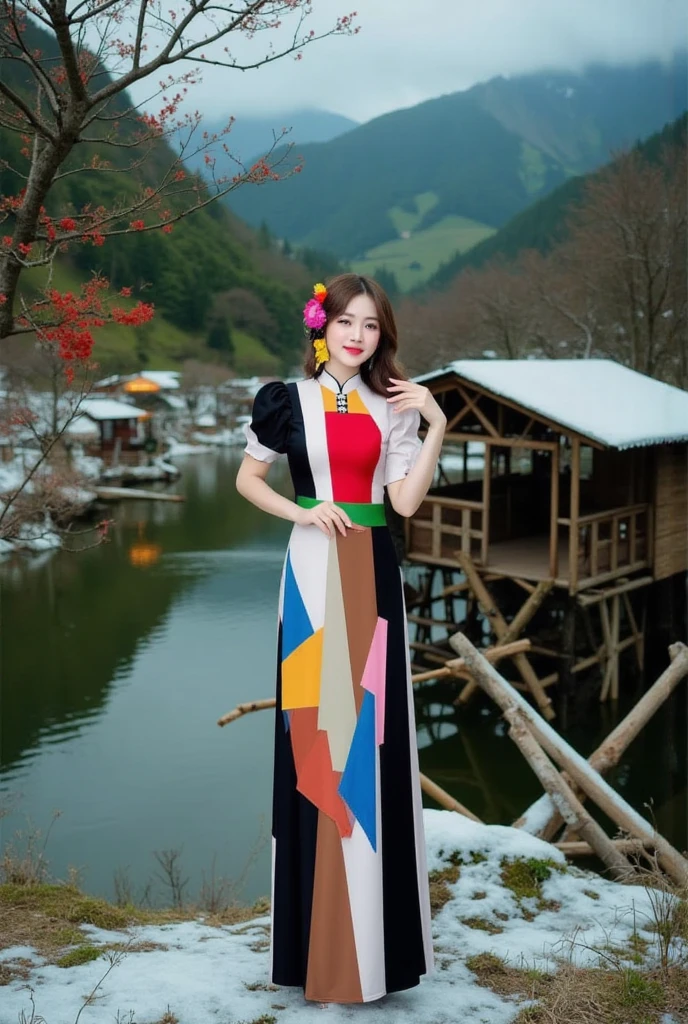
[[124, 377, 160, 394]]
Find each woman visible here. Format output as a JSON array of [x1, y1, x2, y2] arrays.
[[236, 273, 446, 1004]]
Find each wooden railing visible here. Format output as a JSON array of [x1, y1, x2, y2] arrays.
[[406, 495, 485, 566], [558, 503, 653, 590]]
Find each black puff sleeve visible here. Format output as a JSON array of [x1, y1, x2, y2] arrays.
[[242, 380, 291, 462]]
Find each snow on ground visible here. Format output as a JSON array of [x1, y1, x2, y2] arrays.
[[1, 810, 680, 1024], [164, 438, 216, 456]]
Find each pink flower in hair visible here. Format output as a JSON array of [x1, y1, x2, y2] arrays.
[[303, 298, 327, 330]]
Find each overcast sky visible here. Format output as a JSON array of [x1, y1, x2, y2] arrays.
[[143, 0, 687, 125]]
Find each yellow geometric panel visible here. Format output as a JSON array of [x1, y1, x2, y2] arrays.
[[282, 627, 324, 709], [347, 390, 369, 415], [322, 388, 337, 412]]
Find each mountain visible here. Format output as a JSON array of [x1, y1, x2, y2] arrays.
[[225, 57, 688, 280], [0, 21, 334, 376], [424, 112, 688, 289], [183, 109, 358, 177]]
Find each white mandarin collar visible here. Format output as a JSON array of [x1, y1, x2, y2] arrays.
[[318, 368, 362, 395]]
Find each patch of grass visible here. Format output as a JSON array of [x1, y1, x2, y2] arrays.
[[154, 1011, 179, 1024], [500, 856, 566, 918], [56, 944, 103, 968], [387, 191, 439, 235], [428, 864, 460, 917], [583, 888, 601, 900], [461, 916, 504, 935], [352, 214, 496, 291], [502, 959, 687, 1024], [466, 952, 553, 1001]]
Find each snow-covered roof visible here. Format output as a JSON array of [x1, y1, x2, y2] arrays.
[[65, 414, 99, 437], [140, 370, 181, 389], [94, 370, 181, 390], [415, 359, 688, 450], [80, 398, 146, 421]]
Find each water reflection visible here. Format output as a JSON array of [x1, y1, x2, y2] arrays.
[[1, 449, 686, 910]]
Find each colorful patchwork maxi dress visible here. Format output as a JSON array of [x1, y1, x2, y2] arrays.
[[243, 368, 434, 1003]]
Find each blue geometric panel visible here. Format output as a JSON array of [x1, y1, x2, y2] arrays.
[[281, 552, 313, 660], [338, 690, 376, 851]]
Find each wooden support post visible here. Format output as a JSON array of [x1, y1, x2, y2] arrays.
[[549, 440, 559, 578], [504, 707, 629, 878], [481, 443, 491, 565], [611, 593, 620, 700], [454, 552, 555, 719], [452, 633, 688, 886], [515, 642, 688, 840], [569, 438, 580, 594]]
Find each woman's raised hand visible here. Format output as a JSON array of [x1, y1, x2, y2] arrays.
[[386, 378, 447, 430], [295, 501, 367, 538]]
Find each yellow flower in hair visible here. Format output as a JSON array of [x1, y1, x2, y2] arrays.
[[313, 283, 327, 303]]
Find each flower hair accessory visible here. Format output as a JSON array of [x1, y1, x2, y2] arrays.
[[303, 282, 327, 330], [303, 282, 329, 366]]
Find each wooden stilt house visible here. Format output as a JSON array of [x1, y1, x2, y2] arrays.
[[407, 359, 688, 712]]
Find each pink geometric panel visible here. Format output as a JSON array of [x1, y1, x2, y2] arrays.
[[360, 616, 388, 745]]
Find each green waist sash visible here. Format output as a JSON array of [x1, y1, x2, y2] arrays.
[[296, 495, 386, 527]]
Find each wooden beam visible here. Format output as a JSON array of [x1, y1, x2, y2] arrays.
[[441, 431, 558, 451], [456, 384, 500, 438], [578, 575, 654, 606]]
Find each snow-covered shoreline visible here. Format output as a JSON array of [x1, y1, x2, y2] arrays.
[[1, 810, 683, 1024]]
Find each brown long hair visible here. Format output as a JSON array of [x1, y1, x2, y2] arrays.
[[303, 273, 408, 396]]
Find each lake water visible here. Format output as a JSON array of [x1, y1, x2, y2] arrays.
[[1, 450, 685, 907]]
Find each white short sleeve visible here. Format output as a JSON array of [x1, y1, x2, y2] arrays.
[[384, 407, 422, 485]]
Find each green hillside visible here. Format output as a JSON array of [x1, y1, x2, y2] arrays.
[[353, 212, 495, 292], [0, 20, 330, 376], [226, 58, 687, 261], [425, 112, 688, 290]]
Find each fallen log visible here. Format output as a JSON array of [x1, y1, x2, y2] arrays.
[[514, 641, 688, 840], [451, 632, 688, 887]]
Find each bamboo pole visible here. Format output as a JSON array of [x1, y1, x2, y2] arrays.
[[515, 642, 688, 840], [451, 633, 688, 886], [503, 707, 629, 878], [419, 773, 483, 821], [555, 838, 656, 857], [411, 639, 531, 684], [218, 698, 275, 726], [454, 552, 555, 719]]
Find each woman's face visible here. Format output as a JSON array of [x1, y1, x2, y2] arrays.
[[324, 292, 381, 371]]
